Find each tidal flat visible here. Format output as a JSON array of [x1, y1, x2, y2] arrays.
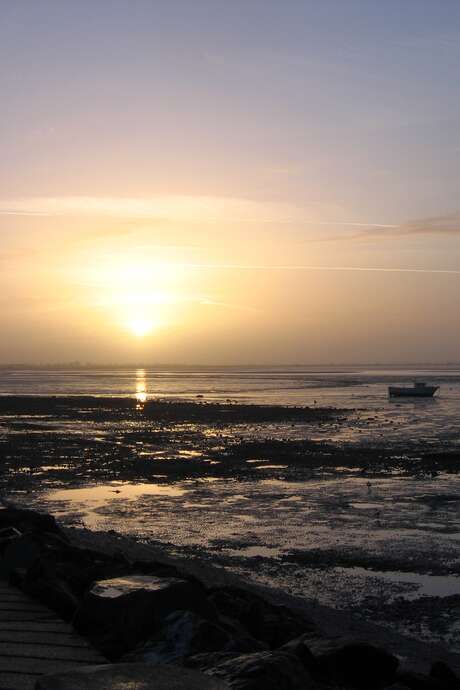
[[0, 396, 459, 652]]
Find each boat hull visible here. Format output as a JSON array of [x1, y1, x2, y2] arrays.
[[388, 386, 438, 398]]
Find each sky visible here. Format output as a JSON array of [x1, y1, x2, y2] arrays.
[[2, 0, 460, 364]]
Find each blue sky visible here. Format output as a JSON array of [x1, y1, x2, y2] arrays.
[[2, 0, 460, 217]]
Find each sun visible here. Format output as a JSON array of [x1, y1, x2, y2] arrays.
[[127, 316, 154, 337], [84, 255, 182, 336]]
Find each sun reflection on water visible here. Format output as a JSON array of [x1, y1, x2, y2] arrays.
[[135, 369, 148, 405]]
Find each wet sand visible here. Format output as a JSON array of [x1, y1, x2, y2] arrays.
[[0, 396, 459, 652]]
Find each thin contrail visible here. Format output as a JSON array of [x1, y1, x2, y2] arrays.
[[179, 263, 460, 275], [0, 210, 51, 217], [305, 221, 398, 228], [0, 206, 399, 228]]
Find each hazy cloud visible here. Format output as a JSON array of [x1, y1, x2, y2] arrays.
[[398, 213, 460, 237], [0, 196, 395, 230], [0, 195, 304, 225], [316, 213, 460, 242], [3, 197, 459, 246]]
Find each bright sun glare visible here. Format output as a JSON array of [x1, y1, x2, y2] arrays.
[[84, 257, 183, 337], [127, 317, 154, 337]]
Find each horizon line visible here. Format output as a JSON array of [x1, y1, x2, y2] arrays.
[[1, 362, 460, 369]]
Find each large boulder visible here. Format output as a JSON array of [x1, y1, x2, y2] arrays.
[[397, 671, 449, 690], [205, 650, 320, 690], [281, 634, 316, 668], [5, 535, 130, 618], [29, 575, 78, 618], [0, 505, 62, 535], [208, 586, 314, 648], [187, 651, 243, 671], [302, 634, 399, 689], [36, 662, 228, 690], [123, 610, 231, 665], [0, 533, 42, 577], [124, 609, 265, 666], [430, 662, 460, 690], [74, 574, 215, 659]]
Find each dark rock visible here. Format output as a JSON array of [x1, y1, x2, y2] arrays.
[[0, 534, 42, 577], [8, 540, 135, 615], [0, 525, 22, 550], [74, 574, 215, 659], [303, 635, 399, 689], [186, 651, 241, 671], [211, 614, 267, 654], [19, 562, 80, 619], [129, 558, 192, 582], [56, 549, 136, 598], [125, 609, 265, 666], [206, 650, 320, 690], [281, 633, 316, 668], [123, 610, 233, 664], [5, 538, 121, 618], [36, 662, 228, 690], [430, 662, 460, 689], [208, 586, 314, 648], [398, 671, 448, 690], [0, 506, 62, 535], [32, 529, 72, 554]]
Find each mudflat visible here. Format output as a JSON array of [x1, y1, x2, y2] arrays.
[[0, 396, 459, 653]]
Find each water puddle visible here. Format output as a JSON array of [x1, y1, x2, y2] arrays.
[[339, 566, 460, 599], [256, 464, 288, 470], [227, 545, 282, 558], [350, 502, 383, 509], [47, 482, 188, 504]]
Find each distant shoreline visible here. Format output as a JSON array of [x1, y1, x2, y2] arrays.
[[1, 363, 460, 371]]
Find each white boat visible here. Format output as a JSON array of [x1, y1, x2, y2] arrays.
[[388, 382, 439, 398]]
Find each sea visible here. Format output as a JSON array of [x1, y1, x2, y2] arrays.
[[1, 365, 460, 445]]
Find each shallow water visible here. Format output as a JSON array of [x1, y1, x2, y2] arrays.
[[36, 474, 460, 599], [1, 366, 459, 405], [2, 366, 460, 448], [340, 567, 460, 599], [49, 482, 187, 502], [28, 472, 460, 648]]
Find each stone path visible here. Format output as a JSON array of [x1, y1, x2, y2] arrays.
[[0, 582, 105, 690]]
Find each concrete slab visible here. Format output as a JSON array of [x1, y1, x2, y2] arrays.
[[0, 670, 39, 690], [0, 642, 103, 662], [0, 603, 53, 613], [0, 581, 106, 690], [0, 611, 58, 622], [35, 663, 228, 690], [0, 631, 89, 645], [0, 621, 76, 633]]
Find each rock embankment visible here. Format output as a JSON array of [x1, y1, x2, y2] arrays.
[[0, 504, 459, 690]]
